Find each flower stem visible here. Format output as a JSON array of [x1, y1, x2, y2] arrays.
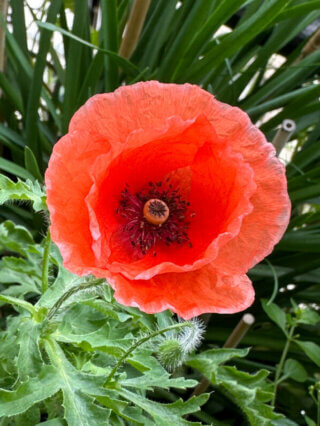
[[47, 278, 105, 320], [105, 322, 193, 384], [41, 230, 51, 294], [272, 325, 295, 406]]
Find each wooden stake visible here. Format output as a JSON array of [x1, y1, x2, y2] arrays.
[[0, 0, 9, 73], [272, 119, 296, 155], [119, 0, 151, 59]]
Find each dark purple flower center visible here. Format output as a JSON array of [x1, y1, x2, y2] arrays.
[[116, 179, 193, 256]]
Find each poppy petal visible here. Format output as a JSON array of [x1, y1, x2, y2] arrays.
[[45, 130, 111, 275], [110, 263, 255, 319]]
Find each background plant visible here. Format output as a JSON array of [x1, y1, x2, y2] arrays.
[[0, 0, 320, 424]]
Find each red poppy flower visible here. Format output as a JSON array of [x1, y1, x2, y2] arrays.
[[45, 81, 290, 319]]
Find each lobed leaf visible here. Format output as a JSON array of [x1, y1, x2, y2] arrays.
[[0, 366, 60, 417], [0, 175, 47, 212], [118, 387, 208, 425], [186, 348, 283, 426]]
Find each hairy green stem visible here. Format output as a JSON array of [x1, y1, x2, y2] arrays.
[[47, 278, 105, 320], [105, 322, 193, 384], [272, 325, 295, 406], [41, 230, 51, 294]]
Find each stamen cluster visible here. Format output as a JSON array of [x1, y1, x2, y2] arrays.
[[117, 179, 192, 256]]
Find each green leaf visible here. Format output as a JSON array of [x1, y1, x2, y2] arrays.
[[0, 175, 47, 212], [0, 256, 41, 298], [304, 415, 317, 426], [81, 299, 131, 322], [275, 1, 320, 22], [122, 348, 197, 390], [0, 365, 60, 417], [173, 0, 248, 80], [44, 339, 111, 426], [0, 158, 34, 181], [294, 340, 320, 367], [296, 308, 320, 326], [118, 387, 208, 425], [277, 230, 320, 252], [0, 220, 35, 255], [57, 318, 133, 358], [12, 405, 41, 426], [36, 419, 66, 426], [37, 22, 140, 77], [59, 0, 92, 133], [184, 0, 289, 82], [0, 72, 24, 112], [186, 347, 249, 381], [283, 359, 307, 383], [272, 419, 299, 426], [24, 147, 43, 183], [101, 0, 119, 91], [25, 0, 62, 167], [0, 220, 42, 298], [96, 393, 148, 425], [158, 0, 213, 81], [186, 348, 283, 426], [261, 299, 287, 334], [17, 318, 43, 381]]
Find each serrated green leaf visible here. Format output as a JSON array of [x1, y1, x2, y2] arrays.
[[57, 319, 133, 358], [118, 387, 208, 425], [261, 299, 287, 334], [81, 299, 131, 322], [96, 393, 148, 425], [283, 359, 307, 383], [0, 220, 43, 298], [294, 340, 320, 367], [17, 318, 43, 381], [0, 220, 35, 255], [13, 405, 41, 426], [0, 365, 60, 417], [36, 419, 66, 426], [122, 348, 197, 391], [0, 175, 47, 212], [186, 348, 283, 426], [44, 339, 111, 426], [0, 256, 41, 298]]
